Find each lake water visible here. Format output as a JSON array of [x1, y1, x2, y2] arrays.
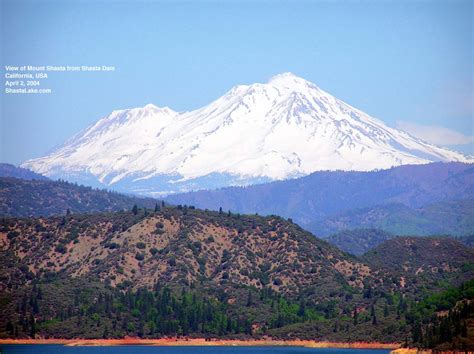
[[0, 345, 391, 354]]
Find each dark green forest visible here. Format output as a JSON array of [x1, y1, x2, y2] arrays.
[[2, 268, 473, 348]]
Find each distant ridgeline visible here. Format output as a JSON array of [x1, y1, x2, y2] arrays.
[[325, 229, 395, 256], [167, 162, 474, 237], [0, 163, 49, 181], [1, 205, 473, 349], [0, 177, 160, 217]]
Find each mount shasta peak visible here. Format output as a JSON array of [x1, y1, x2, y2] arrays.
[[22, 73, 472, 195]]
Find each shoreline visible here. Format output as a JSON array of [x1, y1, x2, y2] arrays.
[[0, 338, 401, 349]]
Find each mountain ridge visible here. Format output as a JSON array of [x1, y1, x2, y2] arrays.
[[0, 177, 160, 217], [166, 162, 474, 235], [309, 198, 474, 236], [0, 163, 49, 181]]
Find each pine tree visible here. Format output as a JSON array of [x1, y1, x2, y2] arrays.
[[6, 320, 14, 335], [29, 313, 36, 338], [37, 286, 43, 300], [246, 291, 253, 307], [412, 322, 422, 344], [297, 299, 306, 317], [384, 304, 389, 317], [102, 326, 109, 339], [132, 204, 138, 215], [364, 286, 373, 299]]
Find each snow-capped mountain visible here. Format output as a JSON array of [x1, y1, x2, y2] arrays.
[[22, 73, 472, 196]]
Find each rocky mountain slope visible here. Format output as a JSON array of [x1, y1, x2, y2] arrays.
[[1, 206, 472, 342], [0, 207, 373, 298], [22, 73, 472, 195]]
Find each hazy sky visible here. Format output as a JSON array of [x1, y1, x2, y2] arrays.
[[1, 0, 473, 164]]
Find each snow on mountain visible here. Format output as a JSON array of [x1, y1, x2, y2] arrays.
[[22, 73, 473, 195]]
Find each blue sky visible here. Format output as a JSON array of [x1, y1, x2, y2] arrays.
[[1, 0, 473, 164]]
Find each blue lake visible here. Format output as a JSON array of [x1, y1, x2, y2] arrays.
[[0, 345, 391, 354]]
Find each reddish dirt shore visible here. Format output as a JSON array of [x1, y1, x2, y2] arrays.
[[390, 350, 433, 354], [0, 338, 401, 348]]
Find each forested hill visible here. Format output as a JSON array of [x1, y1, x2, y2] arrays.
[[324, 229, 474, 256], [0, 177, 159, 217], [1, 206, 473, 345], [362, 236, 474, 275]]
